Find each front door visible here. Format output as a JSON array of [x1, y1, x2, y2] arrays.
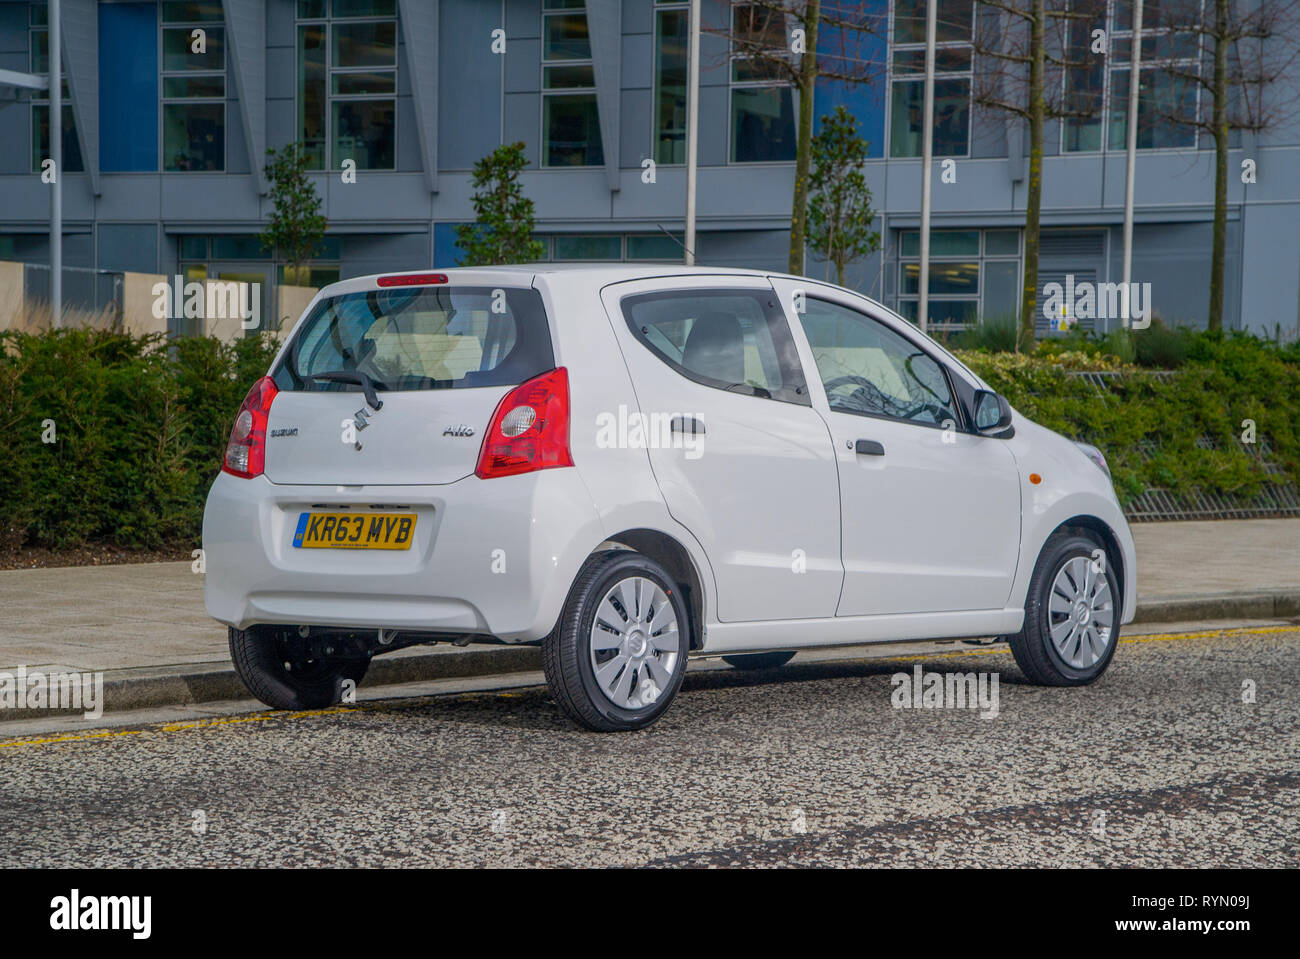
[[772, 280, 1022, 616]]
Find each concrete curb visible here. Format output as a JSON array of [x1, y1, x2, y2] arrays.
[[5, 591, 1297, 721]]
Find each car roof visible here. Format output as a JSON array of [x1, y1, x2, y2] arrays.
[[313, 263, 803, 298]]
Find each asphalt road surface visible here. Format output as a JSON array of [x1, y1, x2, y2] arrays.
[[2, 624, 1296, 867]]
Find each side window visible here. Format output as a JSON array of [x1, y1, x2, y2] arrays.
[[797, 298, 958, 428], [622, 288, 808, 405]]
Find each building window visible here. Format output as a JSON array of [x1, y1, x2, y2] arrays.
[[653, 1, 689, 165], [895, 228, 1021, 329], [1107, 1, 1200, 150], [1061, 0, 1107, 152], [297, 0, 398, 171], [729, 3, 796, 162], [1060, 0, 1200, 152], [542, 1, 603, 167], [889, 0, 972, 158], [161, 2, 226, 171], [178, 235, 342, 288], [533, 233, 685, 262], [29, 2, 84, 174]]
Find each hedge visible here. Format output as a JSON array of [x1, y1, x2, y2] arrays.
[[0, 330, 278, 551], [0, 329, 1296, 552], [954, 335, 1300, 506]]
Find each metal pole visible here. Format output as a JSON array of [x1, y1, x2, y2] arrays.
[[1121, 0, 1144, 328], [50, 0, 62, 328], [917, 0, 937, 333], [684, 0, 701, 266]]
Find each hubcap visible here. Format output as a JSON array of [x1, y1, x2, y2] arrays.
[[1047, 555, 1115, 669], [589, 576, 680, 710]]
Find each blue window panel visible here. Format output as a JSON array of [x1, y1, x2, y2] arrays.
[[433, 222, 465, 268], [813, 7, 887, 158], [100, 3, 158, 171]]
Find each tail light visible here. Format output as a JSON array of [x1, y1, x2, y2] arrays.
[[476, 368, 574, 479], [222, 376, 278, 479]]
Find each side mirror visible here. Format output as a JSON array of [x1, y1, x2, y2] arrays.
[[973, 390, 1014, 438]]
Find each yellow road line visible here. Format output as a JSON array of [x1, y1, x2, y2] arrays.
[[0, 624, 1292, 752]]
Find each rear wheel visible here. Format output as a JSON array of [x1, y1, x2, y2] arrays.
[[229, 626, 370, 710], [1009, 530, 1119, 686], [722, 651, 796, 670], [543, 550, 690, 732]]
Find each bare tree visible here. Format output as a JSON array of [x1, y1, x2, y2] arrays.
[[1131, 0, 1300, 331], [972, 0, 1107, 350], [709, 1, 886, 276]]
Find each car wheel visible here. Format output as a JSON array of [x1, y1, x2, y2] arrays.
[[1009, 529, 1120, 686], [543, 550, 690, 732], [229, 625, 370, 710], [722, 651, 796, 670]]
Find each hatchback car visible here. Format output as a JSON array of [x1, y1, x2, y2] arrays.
[[203, 265, 1136, 731]]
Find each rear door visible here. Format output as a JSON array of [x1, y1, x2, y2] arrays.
[[264, 282, 554, 486], [601, 276, 843, 623]]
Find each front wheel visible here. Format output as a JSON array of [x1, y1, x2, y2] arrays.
[[543, 550, 691, 732], [229, 626, 370, 710], [1008, 530, 1120, 686]]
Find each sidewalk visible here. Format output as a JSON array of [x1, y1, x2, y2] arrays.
[[1, 518, 1297, 715]]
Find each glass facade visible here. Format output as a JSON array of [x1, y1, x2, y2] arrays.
[[542, 1, 603, 167], [161, 2, 226, 172], [297, 0, 398, 170]]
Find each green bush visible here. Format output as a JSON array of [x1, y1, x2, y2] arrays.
[[0, 330, 278, 551], [956, 339, 1300, 506]]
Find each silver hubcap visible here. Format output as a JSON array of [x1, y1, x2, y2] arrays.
[[1048, 555, 1115, 669], [589, 576, 680, 710]]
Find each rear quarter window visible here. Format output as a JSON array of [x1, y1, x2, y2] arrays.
[[274, 285, 554, 392]]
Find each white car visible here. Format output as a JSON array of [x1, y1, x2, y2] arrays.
[[203, 265, 1136, 731]]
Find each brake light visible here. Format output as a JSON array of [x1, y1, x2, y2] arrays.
[[377, 273, 448, 287], [222, 376, 278, 479], [475, 368, 574, 479]]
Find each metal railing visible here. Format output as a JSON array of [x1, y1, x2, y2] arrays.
[[22, 263, 124, 324]]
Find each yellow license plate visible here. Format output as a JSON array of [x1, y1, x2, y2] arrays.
[[292, 511, 417, 550]]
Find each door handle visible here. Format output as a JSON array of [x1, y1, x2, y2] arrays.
[[854, 439, 885, 456], [671, 415, 705, 435]]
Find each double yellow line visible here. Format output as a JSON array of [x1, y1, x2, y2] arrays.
[[0, 624, 1292, 752]]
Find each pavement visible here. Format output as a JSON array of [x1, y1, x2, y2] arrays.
[[1, 623, 1295, 867], [0, 518, 1297, 720]]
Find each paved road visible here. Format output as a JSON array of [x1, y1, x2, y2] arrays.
[[1, 624, 1296, 867]]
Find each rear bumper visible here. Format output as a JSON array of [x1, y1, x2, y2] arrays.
[[202, 468, 604, 641]]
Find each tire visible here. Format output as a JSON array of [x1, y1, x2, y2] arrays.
[[229, 625, 370, 710], [543, 550, 691, 732], [722, 651, 796, 670], [1008, 529, 1121, 686]]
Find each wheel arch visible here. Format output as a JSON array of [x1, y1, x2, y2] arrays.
[[594, 528, 708, 650], [1051, 514, 1128, 611]]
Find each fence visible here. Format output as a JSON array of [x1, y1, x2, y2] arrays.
[[22, 263, 124, 324]]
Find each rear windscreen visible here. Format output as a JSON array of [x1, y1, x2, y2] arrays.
[[273, 285, 554, 392]]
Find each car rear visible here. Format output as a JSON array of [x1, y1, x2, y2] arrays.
[[202, 269, 602, 643]]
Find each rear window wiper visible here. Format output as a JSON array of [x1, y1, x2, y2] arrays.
[[307, 370, 386, 410]]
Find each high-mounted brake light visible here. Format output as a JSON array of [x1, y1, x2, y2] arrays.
[[222, 376, 278, 479], [376, 273, 448, 287], [475, 368, 574, 480]]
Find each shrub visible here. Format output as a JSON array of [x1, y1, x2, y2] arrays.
[[0, 330, 278, 551]]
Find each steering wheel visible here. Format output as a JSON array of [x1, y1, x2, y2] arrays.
[[822, 374, 924, 420]]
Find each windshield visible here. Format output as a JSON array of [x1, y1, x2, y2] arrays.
[[273, 285, 554, 392]]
